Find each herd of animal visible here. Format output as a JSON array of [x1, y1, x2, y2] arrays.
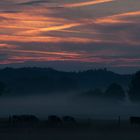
[[8, 115, 76, 126], [1, 115, 140, 127], [130, 117, 140, 125]]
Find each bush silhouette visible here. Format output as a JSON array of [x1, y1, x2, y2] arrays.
[[128, 71, 140, 102], [104, 83, 125, 100]]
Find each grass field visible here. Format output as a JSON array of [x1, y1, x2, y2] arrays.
[[0, 120, 140, 140]]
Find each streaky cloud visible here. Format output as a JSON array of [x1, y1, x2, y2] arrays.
[[64, 0, 114, 8]]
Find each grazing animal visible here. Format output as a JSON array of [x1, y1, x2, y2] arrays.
[[48, 115, 62, 125], [130, 117, 140, 125], [62, 116, 76, 124], [11, 115, 39, 124]]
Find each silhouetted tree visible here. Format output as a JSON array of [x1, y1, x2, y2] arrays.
[[0, 68, 130, 95], [104, 83, 125, 100], [128, 71, 140, 102], [0, 81, 6, 95]]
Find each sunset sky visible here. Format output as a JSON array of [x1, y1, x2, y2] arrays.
[[0, 0, 140, 73]]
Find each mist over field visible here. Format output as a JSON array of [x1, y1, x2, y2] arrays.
[[0, 67, 139, 122], [0, 93, 140, 120]]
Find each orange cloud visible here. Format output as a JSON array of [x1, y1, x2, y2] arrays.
[[0, 10, 83, 40], [8, 49, 81, 57], [0, 35, 101, 43], [0, 0, 140, 68], [64, 0, 114, 8], [95, 11, 140, 24], [0, 43, 17, 49], [0, 49, 85, 64], [20, 23, 81, 35]]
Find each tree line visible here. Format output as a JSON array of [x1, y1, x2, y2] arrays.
[[0, 70, 140, 102]]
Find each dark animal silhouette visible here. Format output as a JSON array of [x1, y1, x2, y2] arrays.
[[11, 115, 39, 124], [48, 115, 62, 125], [62, 116, 76, 124], [130, 117, 140, 125]]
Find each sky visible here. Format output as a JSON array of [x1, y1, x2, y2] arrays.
[[0, 0, 140, 73]]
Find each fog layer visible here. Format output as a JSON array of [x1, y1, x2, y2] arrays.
[[0, 93, 139, 120]]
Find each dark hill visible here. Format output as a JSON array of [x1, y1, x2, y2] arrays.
[[0, 67, 131, 95]]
